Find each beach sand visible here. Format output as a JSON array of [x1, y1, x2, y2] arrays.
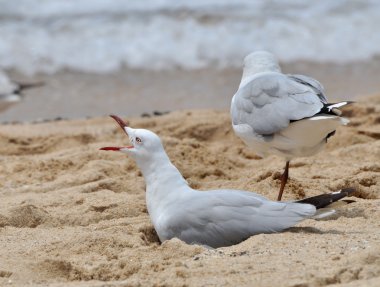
[[0, 94, 379, 286]]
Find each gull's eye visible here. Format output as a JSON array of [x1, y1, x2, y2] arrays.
[[135, 137, 142, 143]]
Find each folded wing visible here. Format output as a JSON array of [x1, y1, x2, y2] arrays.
[[231, 72, 326, 135], [162, 190, 316, 248]]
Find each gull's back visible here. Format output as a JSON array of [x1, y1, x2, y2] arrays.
[[232, 72, 325, 135], [231, 51, 348, 159]]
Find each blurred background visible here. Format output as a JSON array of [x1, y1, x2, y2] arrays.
[[0, 0, 379, 122]]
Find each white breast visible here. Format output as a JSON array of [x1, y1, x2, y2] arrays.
[[233, 115, 348, 160]]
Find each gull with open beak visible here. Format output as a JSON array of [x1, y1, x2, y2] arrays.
[[100, 115, 355, 248], [231, 51, 352, 201]]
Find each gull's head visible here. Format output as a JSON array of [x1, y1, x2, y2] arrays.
[[243, 51, 281, 75], [100, 115, 164, 160]]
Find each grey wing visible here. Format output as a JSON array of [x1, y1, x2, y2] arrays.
[[231, 73, 326, 135], [287, 74, 327, 103], [164, 190, 315, 248]]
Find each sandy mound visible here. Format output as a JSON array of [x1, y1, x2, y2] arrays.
[[0, 95, 379, 286]]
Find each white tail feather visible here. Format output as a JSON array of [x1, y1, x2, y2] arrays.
[[327, 101, 349, 110], [312, 208, 336, 219]]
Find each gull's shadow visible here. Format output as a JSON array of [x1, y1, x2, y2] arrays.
[[287, 226, 365, 235], [287, 226, 343, 234], [318, 208, 367, 221]]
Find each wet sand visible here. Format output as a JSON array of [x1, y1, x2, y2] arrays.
[[2, 59, 380, 122], [0, 94, 379, 286]]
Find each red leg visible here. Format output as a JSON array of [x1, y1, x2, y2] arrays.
[[277, 161, 290, 201]]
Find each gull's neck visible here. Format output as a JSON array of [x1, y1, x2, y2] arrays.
[[135, 151, 189, 191], [135, 149, 191, 234]]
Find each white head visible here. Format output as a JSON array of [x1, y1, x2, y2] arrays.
[[243, 51, 281, 73], [100, 115, 188, 188], [100, 115, 165, 162], [240, 51, 281, 87]]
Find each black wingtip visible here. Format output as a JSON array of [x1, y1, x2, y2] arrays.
[[296, 187, 356, 209], [15, 81, 45, 94], [339, 187, 356, 196], [318, 101, 355, 116]]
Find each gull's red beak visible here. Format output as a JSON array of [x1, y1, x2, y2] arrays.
[[100, 115, 133, 151], [99, 146, 125, 151], [110, 114, 129, 135]]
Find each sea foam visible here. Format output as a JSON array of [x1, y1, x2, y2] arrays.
[[0, 0, 379, 74]]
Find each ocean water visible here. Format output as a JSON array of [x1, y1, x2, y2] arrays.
[[0, 0, 379, 74]]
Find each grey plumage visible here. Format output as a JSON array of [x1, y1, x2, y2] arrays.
[[231, 72, 327, 136]]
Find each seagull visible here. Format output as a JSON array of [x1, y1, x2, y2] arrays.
[[231, 51, 352, 201], [0, 70, 43, 112], [100, 115, 355, 248]]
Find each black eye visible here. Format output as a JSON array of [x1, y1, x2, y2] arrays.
[[135, 137, 142, 143]]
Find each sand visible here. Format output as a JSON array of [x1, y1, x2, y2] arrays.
[[0, 94, 379, 287]]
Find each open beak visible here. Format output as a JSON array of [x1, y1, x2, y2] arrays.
[[109, 115, 129, 135], [100, 115, 134, 151]]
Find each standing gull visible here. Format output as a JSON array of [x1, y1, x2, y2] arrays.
[[100, 115, 354, 248], [231, 51, 351, 201]]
